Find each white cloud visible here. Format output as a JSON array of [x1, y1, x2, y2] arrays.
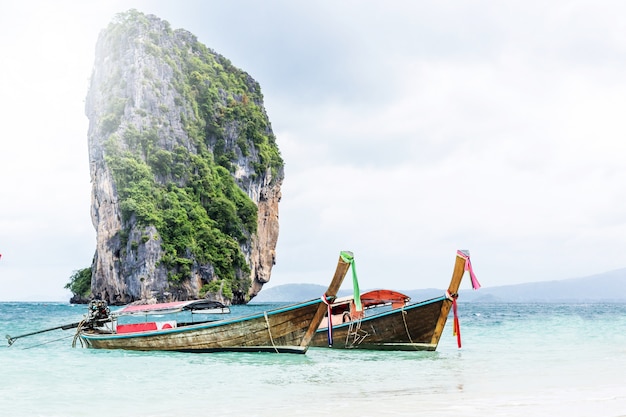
[[267, 1, 626, 289]]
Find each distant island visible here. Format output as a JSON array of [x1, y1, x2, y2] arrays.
[[250, 267, 626, 303]]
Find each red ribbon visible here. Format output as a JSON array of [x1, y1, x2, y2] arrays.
[[452, 296, 461, 348], [447, 290, 462, 348]]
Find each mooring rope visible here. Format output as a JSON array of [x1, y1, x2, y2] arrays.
[[22, 333, 75, 350], [400, 306, 419, 350], [71, 319, 87, 348], [264, 312, 279, 353]]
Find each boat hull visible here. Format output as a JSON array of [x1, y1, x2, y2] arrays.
[[79, 299, 323, 354], [311, 297, 448, 350]]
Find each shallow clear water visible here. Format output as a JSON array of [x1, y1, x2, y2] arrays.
[[1, 302, 625, 417]]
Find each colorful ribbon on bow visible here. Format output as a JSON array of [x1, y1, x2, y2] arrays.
[[452, 296, 461, 348], [446, 290, 462, 348], [457, 250, 481, 290], [340, 251, 362, 312]]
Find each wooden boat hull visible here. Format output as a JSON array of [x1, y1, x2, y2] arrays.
[[310, 296, 448, 350], [80, 299, 322, 354]]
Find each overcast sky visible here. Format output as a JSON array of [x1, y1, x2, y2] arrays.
[[1, 0, 625, 301]]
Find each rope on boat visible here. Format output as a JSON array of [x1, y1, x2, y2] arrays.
[[263, 312, 279, 353], [21, 333, 76, 350], [71, 301, 113, 348], [400, 306, 419, 350], [72, 319, 87, 348]]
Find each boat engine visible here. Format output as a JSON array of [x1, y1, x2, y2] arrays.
[[87, 300, 111, 325]]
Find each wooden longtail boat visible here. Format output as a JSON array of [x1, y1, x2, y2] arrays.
[[311, 250, 480, 351], [73, 251, 354, 354]]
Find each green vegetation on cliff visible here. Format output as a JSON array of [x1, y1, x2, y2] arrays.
[[105, 142, 255, 286], [65, 268, 92, 298]]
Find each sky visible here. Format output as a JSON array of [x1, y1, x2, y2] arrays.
[[1, 0, 625, 301]]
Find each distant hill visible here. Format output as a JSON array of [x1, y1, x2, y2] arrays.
[[250, 284, 353, 304], [459, 268, 626, 303], [250, 268, 626, 303]]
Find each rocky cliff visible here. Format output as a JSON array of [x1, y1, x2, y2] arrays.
[[84, 10, 283, 305]]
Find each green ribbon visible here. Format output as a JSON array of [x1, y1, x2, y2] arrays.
[[340, 251, 362, 311]]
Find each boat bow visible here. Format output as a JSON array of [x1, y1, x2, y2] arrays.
[[298, 251, 353, 348], [429, 249, 480, 347]]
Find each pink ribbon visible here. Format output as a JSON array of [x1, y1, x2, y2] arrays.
[[457, 250, 481, 290]]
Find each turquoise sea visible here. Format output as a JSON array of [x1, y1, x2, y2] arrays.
[[1, 301, 625, 417]]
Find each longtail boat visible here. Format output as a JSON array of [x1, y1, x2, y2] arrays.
[[75, 251, 353, 353], [7, 251, 354, 354], [311, 250, 480, 351]]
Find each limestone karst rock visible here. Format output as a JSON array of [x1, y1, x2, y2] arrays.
[[84, 10, 283, 305]]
